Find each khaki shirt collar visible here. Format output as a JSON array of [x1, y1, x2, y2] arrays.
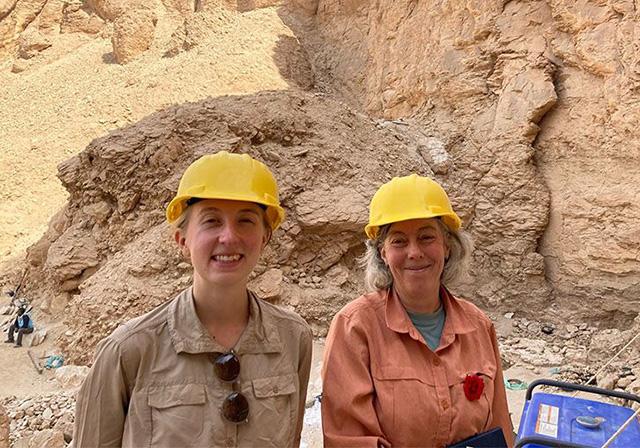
[[385, 286, 478, 341], [167, 287, 283, 355]]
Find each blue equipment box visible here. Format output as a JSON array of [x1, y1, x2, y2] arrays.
[[516, 380, 640, 448]]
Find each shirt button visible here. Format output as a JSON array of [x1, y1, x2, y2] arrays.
[[273, 386, 279, 394], [441, 399, 449, 410], [433, 358, 441, 367]]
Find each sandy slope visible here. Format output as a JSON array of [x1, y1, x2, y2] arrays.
[[0, 6, 305, 265]]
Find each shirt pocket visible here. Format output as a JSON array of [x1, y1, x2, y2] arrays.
[[147, 384, 206, 447], [248, 373, 297, 447], [449, 367, 496, 434], [373, 366, 440, 441]]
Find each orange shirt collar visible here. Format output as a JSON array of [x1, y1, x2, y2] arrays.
[[384, 285, 478, 338]]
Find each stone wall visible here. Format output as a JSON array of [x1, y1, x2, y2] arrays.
[[297, 0, 640, 323]]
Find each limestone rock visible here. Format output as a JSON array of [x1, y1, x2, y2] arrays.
[[14, 429, 64, 448], [160, 0, 195, 15], [289, 0, 318, 16], [60, 3, 105, 34], [85, 0, 126, 21], [10, 59, 28, 72], [417, 137, 452, 175], [54, 365, 89, 390], [111, 7, 157, 64], [24, 329, 47, 347], [249, 268, 283, 302], [492, 68, 557, 141], [16, 26, 51, 59], [0, 1, 18, 22], [0, 0, 48, 55], [33, 0, 65, 32], [294, 186, 368, 232], [44, 226, 99, 283], [163, 9, 233, 57], [588, 329, 625, 363], [596, 372, 618, 390]]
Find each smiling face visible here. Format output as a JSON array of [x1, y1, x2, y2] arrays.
[[174, 199, 268, 290], [380, 218, 449, 302]]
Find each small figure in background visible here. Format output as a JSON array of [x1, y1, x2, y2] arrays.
[[5, 305, 34, 347]]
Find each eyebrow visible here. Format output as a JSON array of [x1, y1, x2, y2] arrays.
[[388, 225, 438, 236], [199, 207, 261, 216]]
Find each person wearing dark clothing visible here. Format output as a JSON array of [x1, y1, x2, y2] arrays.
[[4, 307, 33, 347]]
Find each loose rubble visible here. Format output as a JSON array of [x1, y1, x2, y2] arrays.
[[3, 393, 74, 447]]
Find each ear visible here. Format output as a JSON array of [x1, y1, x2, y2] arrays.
[[174, 229, 190, 259], [380, 245, 388, 265]]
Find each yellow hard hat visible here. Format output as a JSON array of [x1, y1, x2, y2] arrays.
[[166, 151, 285, 230], [365, 174, 461, 239]]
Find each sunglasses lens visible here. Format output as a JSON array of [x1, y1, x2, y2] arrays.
[[213, 352, 240, 382], [222, 392, 249, 423]]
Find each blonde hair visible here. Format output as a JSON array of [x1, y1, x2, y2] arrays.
[[361, 219, 473, 292]]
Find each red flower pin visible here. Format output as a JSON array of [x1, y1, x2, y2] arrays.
[[463, 373, 484, 401]]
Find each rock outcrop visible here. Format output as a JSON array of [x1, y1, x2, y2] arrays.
[[111, 6, 157, 63], [34, 91, 446, 364], [1, 0, 638, 368], [299, 0, 640, 323]]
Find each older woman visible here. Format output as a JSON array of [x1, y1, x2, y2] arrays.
[[73, 151, 313, 447], [322, 174, 514, 447]]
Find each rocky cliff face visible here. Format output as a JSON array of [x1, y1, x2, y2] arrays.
[[29, 91, 455, 364], [300, 0, 640, 324], [2, 1, 639, 364]]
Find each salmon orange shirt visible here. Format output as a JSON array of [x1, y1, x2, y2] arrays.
[[322, 287, 514, 447]]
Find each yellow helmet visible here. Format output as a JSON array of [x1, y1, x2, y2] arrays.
[[365, 174, 461, 239], [166, 151, 285, 230]]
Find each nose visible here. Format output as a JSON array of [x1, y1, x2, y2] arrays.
[[217, 221, 241, 244], [406, 239, 423, 259]]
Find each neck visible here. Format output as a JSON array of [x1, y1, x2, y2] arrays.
[[394, 283, 441, 314], [192, 277, 250, 332]]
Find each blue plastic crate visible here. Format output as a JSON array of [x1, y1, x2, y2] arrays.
[[516, 380, 640, 448]]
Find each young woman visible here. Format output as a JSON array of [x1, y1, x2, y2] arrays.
[[74, 151, 313, 447]]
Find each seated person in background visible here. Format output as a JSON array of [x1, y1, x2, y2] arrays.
[[322, 174, 514, 447], [5, 306, 34, 347]]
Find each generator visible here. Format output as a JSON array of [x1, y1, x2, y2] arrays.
[[515, 379, 640, 448]]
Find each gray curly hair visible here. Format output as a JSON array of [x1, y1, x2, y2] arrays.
[[361, 218, 473, 292]]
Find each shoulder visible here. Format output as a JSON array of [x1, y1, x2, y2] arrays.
[[104, 297, 175, 351], [335, 290, 386, 322]]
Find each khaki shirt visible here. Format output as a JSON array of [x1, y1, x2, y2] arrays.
[[74, 288, 313, 448], [322, 287, 514, 447]]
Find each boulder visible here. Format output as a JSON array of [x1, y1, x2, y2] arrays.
[[249, 268, 283, 302], [17, 26, 51, 59], [24, 328, 47, 347], [55, 365, 90, 390], [60, 3, 105, 34], [111, 7, 157, 64], [44, 225, 99, 283], [85, 0, 126, 21]]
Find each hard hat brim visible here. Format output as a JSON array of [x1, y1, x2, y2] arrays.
[[166, 194, 285, 230], [365, 211, 461, 239]]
